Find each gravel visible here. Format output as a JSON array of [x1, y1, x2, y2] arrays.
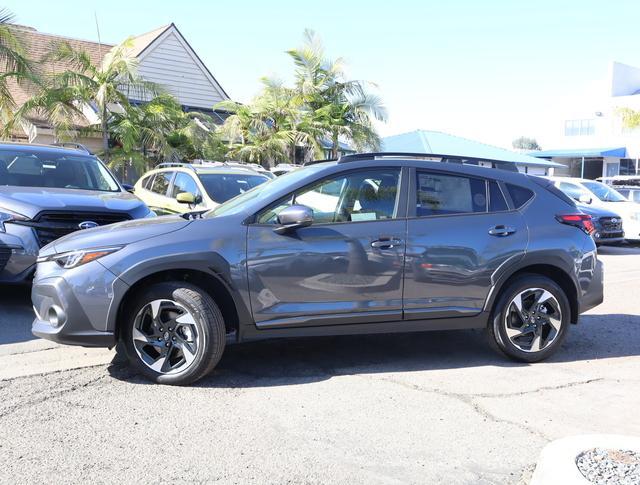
[[576, 448, 640, 484]]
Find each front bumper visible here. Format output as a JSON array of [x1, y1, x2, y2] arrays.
[[0, 223, 40, 283], [31, 261, 126, 348]]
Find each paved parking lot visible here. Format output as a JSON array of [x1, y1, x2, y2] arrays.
[[0, 245, 639, 484]]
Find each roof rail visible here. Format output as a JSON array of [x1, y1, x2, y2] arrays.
[[51, 142, 93, 154], [334, 152, 519, 172], [156, 162, 197, 171]]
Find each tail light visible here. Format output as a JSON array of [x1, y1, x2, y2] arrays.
[[556, 214, 595, 235]]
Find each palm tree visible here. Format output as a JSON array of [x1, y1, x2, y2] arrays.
[[0, 8, 37, 136], [287, 29, 387, 158], [19, 37, 158, 160]]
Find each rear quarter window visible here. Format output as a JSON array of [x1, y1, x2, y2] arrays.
[[506, 183, 535, 209]]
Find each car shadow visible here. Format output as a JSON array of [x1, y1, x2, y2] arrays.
[[0, 284, 36, 345], [598, 244, 640, 255], [107, 313, 640, 388]]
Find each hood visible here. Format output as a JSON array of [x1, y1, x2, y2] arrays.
[[0, 186, 149, 219], [576, 203, 621, 219], [591, 200, 640, 218], [45, 215, 192, 255]]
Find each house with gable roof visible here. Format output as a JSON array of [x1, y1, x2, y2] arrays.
[[5, 23, 231, 151]]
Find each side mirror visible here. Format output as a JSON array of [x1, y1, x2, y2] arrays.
[[274, 205, 314, 235], [122, 183, 135, 193], [578, 194, 592, 204], [177, 192, 199, 205]]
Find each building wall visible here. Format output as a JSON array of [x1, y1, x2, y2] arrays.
[[135, 29, 228, 110]]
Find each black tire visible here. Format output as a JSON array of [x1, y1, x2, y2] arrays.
[[121, 282, 226, 385], [488, 274, 570, 363]]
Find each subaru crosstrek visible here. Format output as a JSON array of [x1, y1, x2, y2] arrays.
[[0, 143, 154, 283], [32, 153, 604, 385]]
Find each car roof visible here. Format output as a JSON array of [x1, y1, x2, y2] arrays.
[[150, 165, 268, 177], [0, 142, 95, 158]]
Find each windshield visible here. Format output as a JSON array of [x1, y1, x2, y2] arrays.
[[0, 149, 120, 192], [581, 181, 627, 202], [199, 173, 268, 203], [208, 164, 325, 217]]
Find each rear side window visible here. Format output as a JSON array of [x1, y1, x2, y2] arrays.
[[488, 181, 509, 212], [416, 171, 486, 216], [151, 171, 174, 195], [506, 184, 534, 209], [142, 175, 154, 189]]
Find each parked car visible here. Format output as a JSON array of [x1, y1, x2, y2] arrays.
[[575, 203, 624, 246], [615, 186, 640, 204], [270, 163, 299, 176], [0, 142, 153, 284], [133, 162, 270, 214], [32, 153, 603, 385], [547, 176, 640, 242]]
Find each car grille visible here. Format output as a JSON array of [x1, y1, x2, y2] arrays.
[[599, 217, 623, 232], [0, 246, 10, 272], [24, 211, 132, 248]]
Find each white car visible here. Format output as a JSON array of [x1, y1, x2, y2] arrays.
[[547, 176, 640, 241]]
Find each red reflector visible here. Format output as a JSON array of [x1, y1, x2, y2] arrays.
[[556, 213, 595, 235]]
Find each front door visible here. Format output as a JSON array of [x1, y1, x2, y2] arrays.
[[246, 167, 407, 329], [403, 170, 528, 319]]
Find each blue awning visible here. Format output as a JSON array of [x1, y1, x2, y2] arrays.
[[529, 147, 627, 158], [382, 130, 563, 168]]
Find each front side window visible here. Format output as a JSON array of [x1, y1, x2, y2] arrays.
[[171, 173, 200, 199], [151, 171, 174, 195], [0, 151, 120, 192], [558, 182, 590, 201], [415, 171, 486, 216], [257, 168, 401, 224]]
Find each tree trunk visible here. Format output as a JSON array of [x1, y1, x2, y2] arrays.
[[101, 106, 109, 162], [331, 132, 339, 159]]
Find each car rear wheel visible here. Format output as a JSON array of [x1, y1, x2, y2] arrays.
[[488, 274, 570, 362], [121, 282, 225, 385]]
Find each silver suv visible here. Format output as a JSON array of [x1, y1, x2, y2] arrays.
[[32, 153, 604, 385], [0, 143, 153, 283]]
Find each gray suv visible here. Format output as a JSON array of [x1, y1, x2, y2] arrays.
[[0, 143, 154, 283], [32, 153, 604, 385]]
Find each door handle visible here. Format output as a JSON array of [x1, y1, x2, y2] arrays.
[[371, 238, 403, 249], [488, 225, 516, 237]]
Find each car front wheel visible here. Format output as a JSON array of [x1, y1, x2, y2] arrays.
[[121, 282, 226, 385], [488, 274, 570, 362]]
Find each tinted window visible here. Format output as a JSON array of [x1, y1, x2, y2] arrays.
[[199, 173, 268, 203], [151, 171, 174, 195], [506, 184, 534, 208], [258, 168, 401, 224], [171, 173, 200, 199], [0, 151, 119, 192], [416, 172, 486, 216], [488, 181, 508, 212]]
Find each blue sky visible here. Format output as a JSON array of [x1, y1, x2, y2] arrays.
[[5, 0, 640, 148]]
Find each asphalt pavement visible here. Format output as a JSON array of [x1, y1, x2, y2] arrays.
[[0, 245, 639, 484]]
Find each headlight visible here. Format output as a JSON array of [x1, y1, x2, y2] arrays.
[[37, 246, 123, 269], [0, 208, 29, 232]]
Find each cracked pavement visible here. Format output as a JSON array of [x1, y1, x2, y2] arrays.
[[0, 245, 639, 484]]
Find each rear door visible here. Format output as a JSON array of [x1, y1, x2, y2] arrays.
[[144, 171, 175, 215], [403, 169, 528, 319]]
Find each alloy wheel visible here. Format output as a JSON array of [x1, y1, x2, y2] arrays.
[[131, 299, 202, 374], [504, 288, 562, 353]]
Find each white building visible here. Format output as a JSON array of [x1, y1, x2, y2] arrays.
[[531, 61, 640, 179]]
